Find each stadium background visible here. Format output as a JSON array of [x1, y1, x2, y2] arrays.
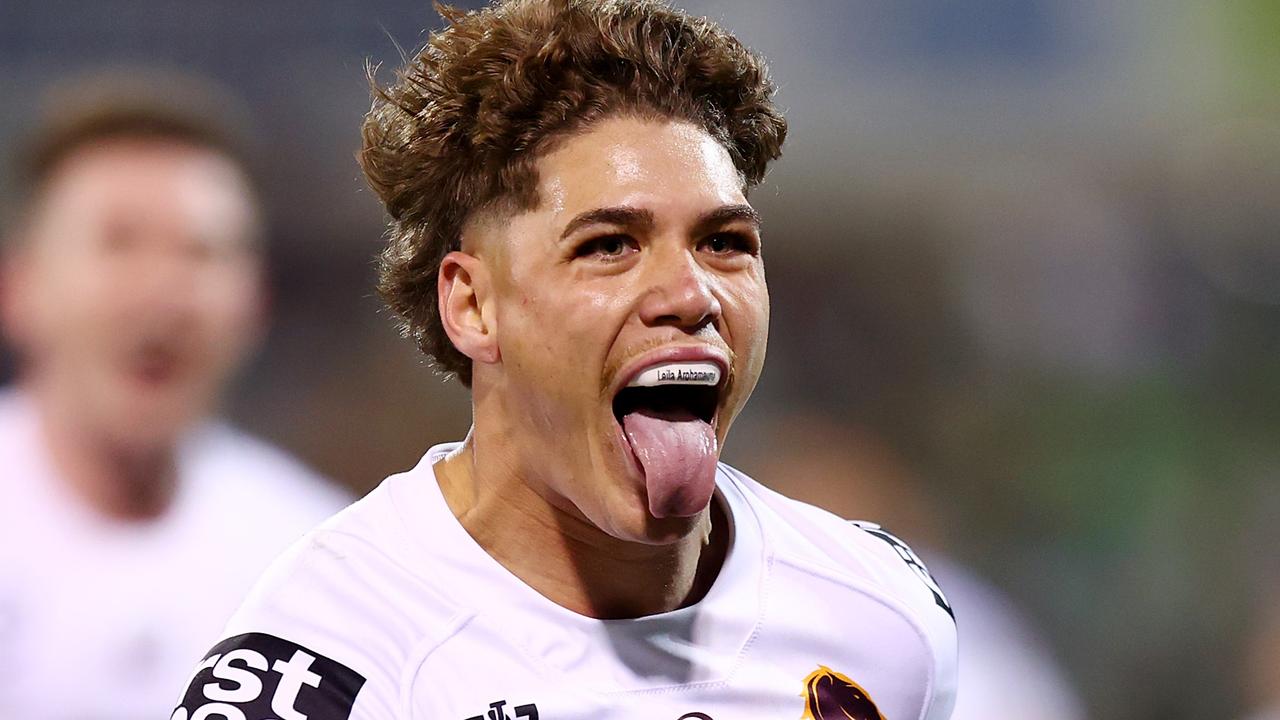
[[1, 1, 1277, 718]]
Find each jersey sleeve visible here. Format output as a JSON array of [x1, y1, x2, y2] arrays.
[[170, 529, 414, 720], [849, 521, 958, 720], [172, 632, 372, 720], [720, 463, 959, 719]]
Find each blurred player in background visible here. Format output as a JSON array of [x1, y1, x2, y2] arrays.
[[0, 73, 349, 719], [175, 1, 956, 718]]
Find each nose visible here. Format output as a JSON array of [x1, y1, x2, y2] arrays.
[[637, 246, 722, 332], [125, 240, 203, 322]]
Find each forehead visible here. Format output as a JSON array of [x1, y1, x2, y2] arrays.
[[31, 138, 257, 239], [534, 116, 746, 218]]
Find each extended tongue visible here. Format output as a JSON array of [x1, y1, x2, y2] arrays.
[[621, 408, 719, 518]]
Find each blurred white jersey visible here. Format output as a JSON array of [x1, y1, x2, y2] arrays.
[[0, 389, 350, 720], [175, 443, 957, 720], [929, 559, 1084, 720]]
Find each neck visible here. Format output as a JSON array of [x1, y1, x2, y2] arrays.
[[435, 433, 728, 619], [30, 383, 179, 522]]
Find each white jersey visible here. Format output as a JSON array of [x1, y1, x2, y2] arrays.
[[0, 389, 350, 720], [175, 443, 957, 720]]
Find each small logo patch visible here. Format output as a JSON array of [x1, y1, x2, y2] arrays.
[[465, 699, 539, 720], [801, 666, 885, 720], [172, 633, 365, 720]]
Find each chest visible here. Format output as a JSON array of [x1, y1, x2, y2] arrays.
[[0, 505, 271, 717], [408, 559, 937, 720]]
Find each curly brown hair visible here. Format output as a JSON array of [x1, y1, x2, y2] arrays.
[[360, 0, 787, 385]]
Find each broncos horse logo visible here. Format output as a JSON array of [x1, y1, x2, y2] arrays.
[[801, 666, 885, 720]]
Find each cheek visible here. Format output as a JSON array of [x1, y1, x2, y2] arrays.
[[32, 256, 121, 348], [719, 272, 770, 411], [722, 271, 770, 357], [193, 267, 262, 352], [500, 270, 628, 381]]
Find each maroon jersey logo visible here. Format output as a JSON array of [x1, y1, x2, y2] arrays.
[[801, 666, 885, 720]]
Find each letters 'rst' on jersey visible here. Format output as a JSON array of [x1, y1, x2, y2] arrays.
[[174, 633, 365, 720], [175, 443, 958, 720]]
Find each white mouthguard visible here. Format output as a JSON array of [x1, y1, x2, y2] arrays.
[[626, 362, 721, 388]]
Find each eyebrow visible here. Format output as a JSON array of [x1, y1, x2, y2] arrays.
[[558, 203, 761, 240], [559, 207, 655, 240], [693, 204, 762, 236]]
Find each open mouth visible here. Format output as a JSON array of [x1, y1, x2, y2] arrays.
[[611, 359, 725, 427], [610, 360, 726, 518], [125, 339, 187, 388], [612, 383, 719, 425]]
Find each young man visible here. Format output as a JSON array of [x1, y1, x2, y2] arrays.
[[0, 76, 349, 718], [174, 2, 957, 718]]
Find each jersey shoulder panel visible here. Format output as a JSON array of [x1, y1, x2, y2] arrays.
[[719, 463, 958, 720], [187, 421, 352, 521], [173, 480, 465, 720], [720, 463, 953, 620], [0, 388, 38, 469]]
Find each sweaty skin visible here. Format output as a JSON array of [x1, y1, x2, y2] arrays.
[[434, 117, 770, 619]]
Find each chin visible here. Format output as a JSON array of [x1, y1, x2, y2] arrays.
[[638, 512, 708, 545], [590, 423, 713, 542], [115, 415, 189, 452], [105, 389, 205, 450], [592, 476, 709, 546]]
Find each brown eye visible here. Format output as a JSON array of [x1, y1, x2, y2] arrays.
[[576, 234, 638, 260], [598, 236, 627, 256], [700, 232, 756, 256]]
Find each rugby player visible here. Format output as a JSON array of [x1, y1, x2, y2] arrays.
[[0, 75, 348, 718], [174, 2, 958, 718]]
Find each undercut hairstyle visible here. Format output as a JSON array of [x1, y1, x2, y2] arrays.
[[8, 70, 258, 236], [360, 0, 788, 386]]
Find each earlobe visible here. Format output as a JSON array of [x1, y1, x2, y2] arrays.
[[0, 252, 32, 348], [439, 251, 500, 366]]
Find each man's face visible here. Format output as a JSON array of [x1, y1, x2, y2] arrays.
[[471, 116, 769, 544], [2, 139, 264, 450]]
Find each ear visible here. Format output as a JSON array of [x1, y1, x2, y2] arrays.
[[439, 250, 500, 366], [237, 257, 271, 360], [0, 244, 34, 350]]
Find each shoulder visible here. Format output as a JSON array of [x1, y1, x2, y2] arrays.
[[172, 629, 371, 720], [0, 387, 36, 456], [0, 386, 22, 420], [174, 477, 462, 719], [183, 421, 351, 524], [719, 462, 958, 719], [721, 463, 953, 618]]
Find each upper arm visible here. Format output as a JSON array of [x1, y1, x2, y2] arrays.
[[173, 632, 370, 720], [172, 531, 416, 720], [850, 521, 954, 621], [847, 521, 958, 720]]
